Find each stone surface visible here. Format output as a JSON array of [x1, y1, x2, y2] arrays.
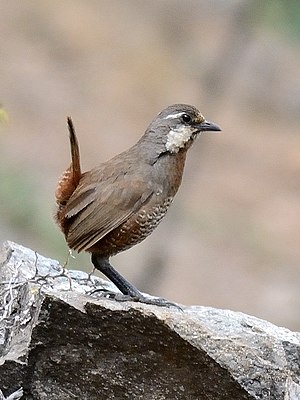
[[0, 241, 300, 399]]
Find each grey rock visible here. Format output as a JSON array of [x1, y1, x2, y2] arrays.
[[0, 241, 299, 399], [0, 388, 23, 400]]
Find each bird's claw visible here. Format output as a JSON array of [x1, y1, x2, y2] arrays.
[[89, 288, 181, 309], [91, 290, 181, 310]]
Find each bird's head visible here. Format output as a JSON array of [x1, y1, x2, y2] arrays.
[[144, 104, 221, 155]]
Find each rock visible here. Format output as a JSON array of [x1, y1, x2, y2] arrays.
[[0, 241, 299, 399]]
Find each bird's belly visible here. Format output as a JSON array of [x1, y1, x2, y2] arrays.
[[89, 196, 173, 257]]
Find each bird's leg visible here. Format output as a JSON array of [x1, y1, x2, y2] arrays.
[[91, 254, 143, 298], [91, 254, 180, 308]]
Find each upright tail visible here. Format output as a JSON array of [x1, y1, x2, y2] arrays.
[[67, 117, 81, 187], [55, 117, 82, 212]]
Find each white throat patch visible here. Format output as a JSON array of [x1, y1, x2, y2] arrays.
[[165, 126, 195, 153]]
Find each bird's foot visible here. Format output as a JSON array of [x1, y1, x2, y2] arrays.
[[131, 294, 182, 310], [91, 289, 181, 309]]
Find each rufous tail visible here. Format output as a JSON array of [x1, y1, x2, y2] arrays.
[[55, 117, 82, 210], [67, 117, 81, 187]]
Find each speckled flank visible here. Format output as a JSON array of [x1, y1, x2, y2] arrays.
[[130, 196, 173, 243], [93, 197, 173, 256]]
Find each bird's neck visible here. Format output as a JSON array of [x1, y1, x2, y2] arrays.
[[133, 131, 167, 164], [154, 149, 187, 196]]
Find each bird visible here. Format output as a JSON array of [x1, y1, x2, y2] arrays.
[[55, 104, 221, 305]]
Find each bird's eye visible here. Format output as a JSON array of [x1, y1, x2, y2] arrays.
[[181, 113, 192, 123]]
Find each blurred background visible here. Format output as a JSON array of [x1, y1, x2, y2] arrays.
[[0, 1, 299, 329]]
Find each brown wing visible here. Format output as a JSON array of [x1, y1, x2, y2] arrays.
[[64, 171, 153, 253]]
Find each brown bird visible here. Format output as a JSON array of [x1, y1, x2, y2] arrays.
[[55, 104, 221, 305]]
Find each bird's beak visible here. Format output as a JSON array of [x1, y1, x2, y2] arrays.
[[197, 120, 222, 133]]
